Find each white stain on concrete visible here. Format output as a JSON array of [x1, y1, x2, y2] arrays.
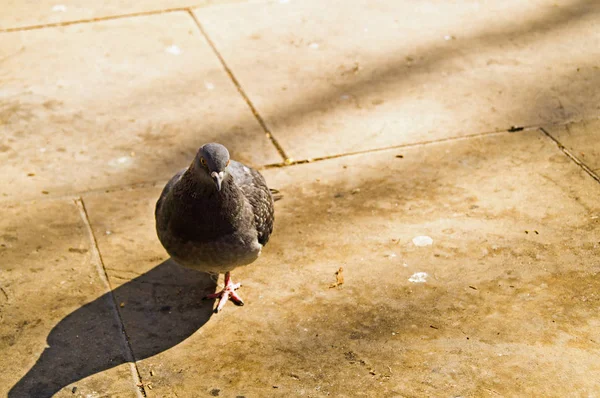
[[109, 156, 133, 167], [279, 0, 290, 3], [39, 147, 47, 153], [52, 4, 67, 12], [205, 82, 215, 90], [408, 272, 428, 283], [308, 42, 320, 49], [165, 45, 182, 55], [412, 235, 433, 247]]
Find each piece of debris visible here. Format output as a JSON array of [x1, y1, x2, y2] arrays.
[[68, 247, 88, 254], [270, 188, 283, 201], [395, 155, 404, 158], [508, 126, 524, 132], [341, 62, 361, 76], [165, 45, 182, 55], [469, 286, 478, 290], [329, 267, 344, 288], [412, 235, 433, 247], [430, 325, 439, 330], [71, 386, 77, 394], [408, 272, 428, 283], [120, 302, 125, 308]]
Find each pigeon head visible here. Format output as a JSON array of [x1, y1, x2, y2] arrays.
[[194, 143, 231, 191]]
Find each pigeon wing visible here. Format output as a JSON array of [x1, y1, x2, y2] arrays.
[[229, 160, 275, 246]]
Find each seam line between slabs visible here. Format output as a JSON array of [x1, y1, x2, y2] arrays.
[[0, 0, 268, 33], [540, 127, 600, 184], [187, 9, 290, 162], [263, 127, 535, 168], [75, 197, 147, 398], [0, 7, 189, 32], [0, 121, 594, 207], [0, 126, 549, 206]]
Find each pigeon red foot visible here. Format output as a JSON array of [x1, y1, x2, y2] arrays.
[[204, 272, 244, 313]]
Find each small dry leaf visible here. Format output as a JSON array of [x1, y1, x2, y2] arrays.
[[329, 267, 344, 288]]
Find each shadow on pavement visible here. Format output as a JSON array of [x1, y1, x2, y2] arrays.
[[9, 259, 215, 398]]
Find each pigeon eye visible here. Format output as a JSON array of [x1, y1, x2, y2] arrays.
[[200, 158, 207, 166]]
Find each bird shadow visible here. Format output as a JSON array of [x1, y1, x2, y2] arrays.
[[8, 259, 216, 398]]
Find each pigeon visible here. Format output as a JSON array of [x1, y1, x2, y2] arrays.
[[155, 143, 275, 313]]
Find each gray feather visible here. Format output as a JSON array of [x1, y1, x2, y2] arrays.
[[155, 144, 275, 275]]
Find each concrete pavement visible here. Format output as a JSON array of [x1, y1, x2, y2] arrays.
[[1, 1, 599, 397]]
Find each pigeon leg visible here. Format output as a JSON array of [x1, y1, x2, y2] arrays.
[[204, 272, 244, 313]]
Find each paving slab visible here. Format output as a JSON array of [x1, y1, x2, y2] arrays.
[[196, 0, 600, 161], [0, 199, 137, 397], [0, 0, 258, 31], [0, 11, 280, 202], [82, 130, 600, 396], [543, 117, 600, 172]]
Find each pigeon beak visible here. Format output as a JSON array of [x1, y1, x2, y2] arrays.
[[211, 171, 224, 191]]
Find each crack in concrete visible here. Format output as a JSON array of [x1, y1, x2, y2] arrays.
[[540, 127, 600, 185], [74, 198, 147, 398], [186, 9, 290, 163]]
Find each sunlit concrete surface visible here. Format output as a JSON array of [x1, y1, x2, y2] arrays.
[[1, 1, 599, 397], [0, 0, 265, 31], [196, 0, 600, 160]]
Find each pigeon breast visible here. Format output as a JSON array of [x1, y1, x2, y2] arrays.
[[155, 159, 274, 274]]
